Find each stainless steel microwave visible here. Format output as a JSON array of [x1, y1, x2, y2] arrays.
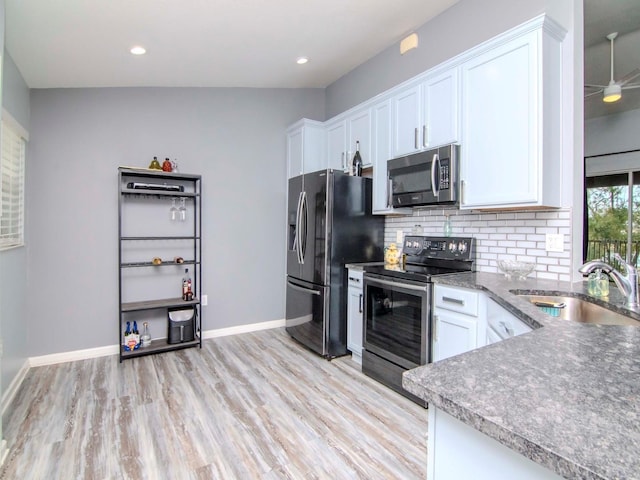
[[387, 144, 459, 208]]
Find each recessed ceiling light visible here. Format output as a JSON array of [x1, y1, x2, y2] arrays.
[[296, 57, 308, 65], [130, 46, 146, 55]]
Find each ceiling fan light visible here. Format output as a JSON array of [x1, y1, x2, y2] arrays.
[[603, 84, 622, 102]]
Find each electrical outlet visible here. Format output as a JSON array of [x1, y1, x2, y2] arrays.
[[396, 230, 403, 244], [201, 294, 208, 306], [545, 233, 564, 252]]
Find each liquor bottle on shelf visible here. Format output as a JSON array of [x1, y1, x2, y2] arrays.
[[186, 272, 193, 301], [182, 268, 193, 301], [123, 321, 140, 351], [141, 322, 151, 347]]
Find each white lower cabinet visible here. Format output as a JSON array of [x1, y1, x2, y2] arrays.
[[433, 285, 533, 361], [433, 285, 486, 362], [428, 407, 563, 480], [346, 268, 364, 365], [486, 298, 533, 342]]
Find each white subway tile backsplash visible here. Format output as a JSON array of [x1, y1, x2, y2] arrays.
[[384, 208, 572, 278]]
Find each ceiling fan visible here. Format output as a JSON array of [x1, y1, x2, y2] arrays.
[[585, 32, 640, 103]]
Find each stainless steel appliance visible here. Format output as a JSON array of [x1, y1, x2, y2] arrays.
[[286, 169, 384, 358], [387, 144, 459, 208], [362, 235, 475, 406]]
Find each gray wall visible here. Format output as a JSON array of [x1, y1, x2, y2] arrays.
[[1, 52, 30, 394], [27, 87, 324, 356], [585, 108, 640, 157], [326, 0, 554, 118]]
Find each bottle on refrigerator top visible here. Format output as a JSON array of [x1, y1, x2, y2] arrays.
[[352, 141, 362, 177]]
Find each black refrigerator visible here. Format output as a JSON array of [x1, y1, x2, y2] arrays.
[[286, 169, 384, 358]]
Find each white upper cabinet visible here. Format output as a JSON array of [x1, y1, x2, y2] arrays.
[[391, 83, 422, 157], [422, 68, 459, 149], [286, 119, 326, 178], [392, 68, 460, 158], [372, 98, 411, 215], [459, 19, 565, 209], [326, 118, 347, 172], [327, 107, 373, 173]]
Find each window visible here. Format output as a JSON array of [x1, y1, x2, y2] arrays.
[[584, 170, 640, 267], [0, 112, 27, 250]]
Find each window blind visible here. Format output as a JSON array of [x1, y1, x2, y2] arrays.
[[0, 119, 26, 249]]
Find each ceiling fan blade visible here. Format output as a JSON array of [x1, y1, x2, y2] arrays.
[[585, 84, 607, 89], [621, 84, 640, 91], [585, 89, 603, 98], [618, 68, 640, 86]]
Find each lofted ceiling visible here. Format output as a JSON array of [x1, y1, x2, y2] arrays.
[[584, 0, 640, 120], [5, 1, 639, 121], [4, 0, 458, 89]]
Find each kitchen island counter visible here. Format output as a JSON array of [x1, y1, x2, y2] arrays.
[[403, 272, 640, 480]]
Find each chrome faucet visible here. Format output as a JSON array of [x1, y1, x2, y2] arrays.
[[579, 253, 640, 309]]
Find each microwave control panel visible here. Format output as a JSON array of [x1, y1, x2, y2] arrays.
[[439, 158, 450, 190]]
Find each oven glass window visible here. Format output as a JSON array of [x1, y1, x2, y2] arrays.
[[365, 283, 425, 365]]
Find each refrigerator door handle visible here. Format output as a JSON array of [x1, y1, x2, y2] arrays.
[[300, 191, 308, 264], [295, 191, 304, 264], [287, 280, 321, 296]]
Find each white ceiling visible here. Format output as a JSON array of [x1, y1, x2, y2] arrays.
[[6, 0, 640, 120], [584, 0, 640, 119], [5, 0, 458, 89]]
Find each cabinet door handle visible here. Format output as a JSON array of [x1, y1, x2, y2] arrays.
[[442, 296, 465, 306], [359, 294, 363, 313], [499, 320, 514, 337], [414, 127, 419, 150], [461, 179, 467, 205], [423, 125, 427, 147], [341, 152, 345, 170], [434, 314, 439, 342]]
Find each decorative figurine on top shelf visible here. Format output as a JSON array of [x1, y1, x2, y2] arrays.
[[149, 156, 162, 170], [171, 159, 179, 173], [162, 157, 173, 172]]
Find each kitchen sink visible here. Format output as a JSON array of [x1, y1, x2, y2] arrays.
[[514, 294, 640, 326]]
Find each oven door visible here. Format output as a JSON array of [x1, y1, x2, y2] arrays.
[[363, 273, 431, 369]]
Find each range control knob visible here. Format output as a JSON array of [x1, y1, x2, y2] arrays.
[[449, 241, 457, 252], [458, 241, 467, 253]]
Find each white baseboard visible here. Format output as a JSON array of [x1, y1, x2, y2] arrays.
[[201, 318, 285, 339], [1, 359, 30, 417], [29, 344, 120, 367]]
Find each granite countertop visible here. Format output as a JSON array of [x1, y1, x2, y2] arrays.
[[403, 272, 640, 480]]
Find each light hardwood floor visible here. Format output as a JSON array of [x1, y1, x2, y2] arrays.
[[0, 328, 427, 479]]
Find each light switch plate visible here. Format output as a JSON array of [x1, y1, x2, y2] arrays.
[[201, 294, 208, 306], [545, 233, 564, 252], [396, 230, 403, 244]]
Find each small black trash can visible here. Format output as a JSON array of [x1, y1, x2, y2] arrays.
[[168, 307, 196, 344]]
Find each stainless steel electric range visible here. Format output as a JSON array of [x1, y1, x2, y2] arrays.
[[362, 235, 476, 406]]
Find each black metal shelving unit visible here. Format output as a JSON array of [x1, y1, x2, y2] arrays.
[[118, 167, 202, 362]]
